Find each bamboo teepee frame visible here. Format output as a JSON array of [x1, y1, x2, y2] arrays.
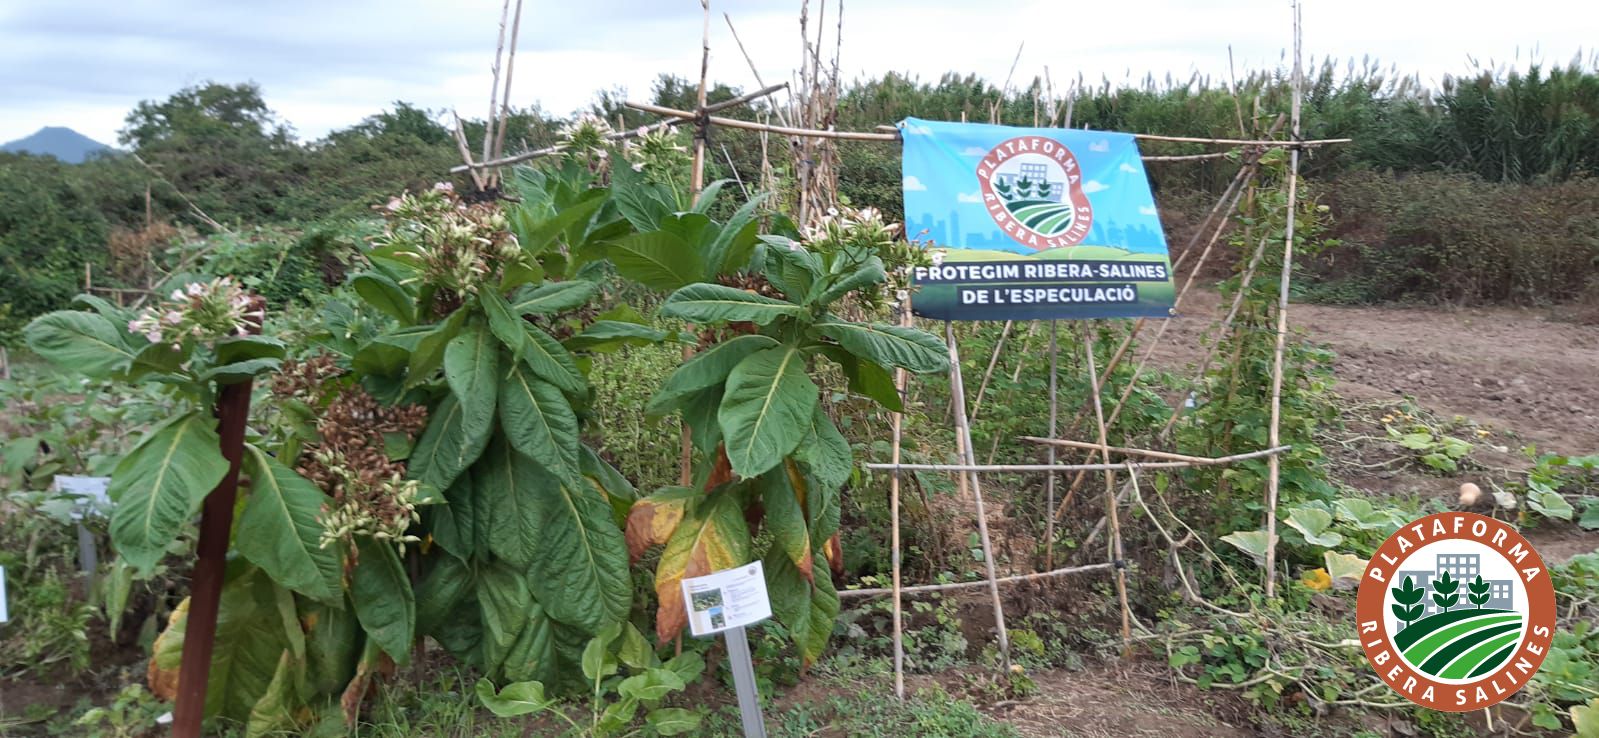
[[449, 0, 1332, 703]]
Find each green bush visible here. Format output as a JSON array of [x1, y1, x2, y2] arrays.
[[1307, 171, 1599, 304]]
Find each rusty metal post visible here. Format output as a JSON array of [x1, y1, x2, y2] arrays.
[[171, 379, 253, 738]]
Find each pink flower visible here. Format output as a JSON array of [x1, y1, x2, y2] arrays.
[[144, 330, 163, 343], [432, 182, 454, 193]]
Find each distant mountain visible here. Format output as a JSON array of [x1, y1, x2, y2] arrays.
[[1, 127, 113, 163]]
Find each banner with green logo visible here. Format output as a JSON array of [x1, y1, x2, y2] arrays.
[[901, 117, 1175, 321]]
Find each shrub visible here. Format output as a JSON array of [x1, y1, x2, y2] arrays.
[[1306, 171, 1599, 305]]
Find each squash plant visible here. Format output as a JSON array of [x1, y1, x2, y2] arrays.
[[617, 203, 949, 663]]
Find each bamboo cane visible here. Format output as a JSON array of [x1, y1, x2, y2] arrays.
[[888, 300, 911, 701], [839, 562, 1114, 599], [1082, 325, 1132, 650], [946, 322, 1010, 669], [1264, 1, 1307, 599]]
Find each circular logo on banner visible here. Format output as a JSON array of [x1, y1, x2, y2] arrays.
[[1356, 512, 1556, 711], [975, 135, 1093, 251]]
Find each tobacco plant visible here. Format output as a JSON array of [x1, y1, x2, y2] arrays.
[[612, 190, 949, 663], [22, 281, 356, 733]]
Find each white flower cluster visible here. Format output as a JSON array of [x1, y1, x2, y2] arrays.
[[126, 276, 263, 349]]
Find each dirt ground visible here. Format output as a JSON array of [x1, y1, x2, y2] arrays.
[[960, 289, 1599, 737], [1156, 288, 1599, 456]]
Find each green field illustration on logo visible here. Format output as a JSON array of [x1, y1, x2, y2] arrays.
[[1390, 556, 1524, 680]]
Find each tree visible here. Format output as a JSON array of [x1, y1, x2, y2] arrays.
[[1391, 576, 1426, 628], [1431, 569, 1461, 612], [1468, 574, 1492, 608], [119, 82, 304, 223]]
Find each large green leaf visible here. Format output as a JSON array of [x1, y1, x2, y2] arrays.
[[24, 310, 136, 378], [499, 361, 580, 481], [482, 436, 551, 567], [520, 323, 586, 394], [817, 320, 948, 374], [429, 470, 484, 559], [415, 554, 474, 638], [243, 651, 301, 738], [562, 321, 671, 353], [108, 412, 231, 574], [718, 346, 819, 479], [478, 560, 556, 683], [817, 346, 902, 412], [761, 243, 823, 304], [405, 310, 466, 387], [444, 321, 500, 437], [352, 273, 415, 325], [237, 445, 341, 604], [480, 288, 527, 353], [660, 283, 804, 326], [609, 231, 706, 291], [476, 679, 556, 718], [409, 392, 493, 493], [510, 281, 599, 316], [149, 569, 304, 721], [793, 407, 852, 494], [817, 257, 887, 306], [352, 539, 415, 663], [764, 547, 838, 667], [527, 474, 633, 632], [704, 194, 768, 274], [647, 334, 779, 417], [761, 463, 813, 577]]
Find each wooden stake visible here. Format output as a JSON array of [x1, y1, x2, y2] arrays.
[[1264, 1, 1306, 599], [482, 0, 513, 180], [946, 322, 1010, 669], [1044, 321, 1059, 569], [1081, 325, 1132, 650], [170, 380, 253, 738], [888, 300, 911, 701], [679, 0, 712, 487], [488, 0, 526, 186]]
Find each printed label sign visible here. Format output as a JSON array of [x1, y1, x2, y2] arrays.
[[681, 561, 772, 637], [901, 117, 1175, 321], [1357, 512, 1556, 711]]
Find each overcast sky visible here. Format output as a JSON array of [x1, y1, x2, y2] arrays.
[[1, 0, 1590, 146]]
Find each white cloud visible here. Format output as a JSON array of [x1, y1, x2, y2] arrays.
[[957, 191, 983, 203], [903, 175, 928, 191], [1081, 180, 1108, 193], [1119, 162, 1139, 173], [962, 146, 988, 157], [1139, 205, 1159, 216], [1088, 139, 1110, 153]]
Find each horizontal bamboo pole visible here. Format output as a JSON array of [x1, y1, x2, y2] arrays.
[[704, 82, 788, 114], [1135, 133, 1349, 147], [839, 562, 1114, 599], [625, 101, 900, 141], [1022, 438, 1289, 465], [451, 119, 684, 173], [866, 444, 1288, 474], [1142, 151, 1238, 162]]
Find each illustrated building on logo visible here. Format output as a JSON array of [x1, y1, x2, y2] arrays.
[[1398, 553, 1514, 619], [994, 162, 1065, 203]]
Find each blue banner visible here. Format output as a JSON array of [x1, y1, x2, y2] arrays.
[[901, 117, 1175, 320]]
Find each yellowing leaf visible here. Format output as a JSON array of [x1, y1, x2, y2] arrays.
[[653, 489, 751, 643], [626, 487, 696, 563]]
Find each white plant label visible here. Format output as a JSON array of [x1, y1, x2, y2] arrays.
[[681, 561, 772, 637], [0, 565, 9, 623]]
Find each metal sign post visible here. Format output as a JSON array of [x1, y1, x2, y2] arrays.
[[723, 625, 768, 738], [681, 562, 772, 738]]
